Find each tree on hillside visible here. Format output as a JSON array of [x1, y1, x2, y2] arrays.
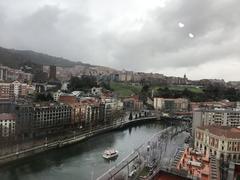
[[100, 81, 112, 91], [35, 93, 53, 102], [68, 76, 98, 92], [140, 85, 150, 103]]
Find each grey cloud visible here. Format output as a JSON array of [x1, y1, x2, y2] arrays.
[[105, 0, 240, 71], [0, 0, 240, 80]]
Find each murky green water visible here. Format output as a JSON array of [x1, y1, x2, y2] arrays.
[[0, 122, 173, 180]]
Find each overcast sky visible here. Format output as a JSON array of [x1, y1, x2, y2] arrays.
[[0, 0, 239, 81]]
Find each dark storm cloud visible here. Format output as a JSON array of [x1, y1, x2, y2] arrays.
[[0, 0, 240, 80]]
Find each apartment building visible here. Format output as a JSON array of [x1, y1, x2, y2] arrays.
[[0, 65, 32, 82], [192, 109, 240, 135], [190, 100, 235, 111], [0, 66, 8, 81], [123, 96, 143, 112], [15, 102, 72, 138], [59, 95, 107, 127], [0, 81, 28, 101], [0, 113, 16, 137], [154, 97, 189, 112]]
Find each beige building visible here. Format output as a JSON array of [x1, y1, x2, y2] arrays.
[[154, 97, 165, 110], [118, 71, 133, 82], [195, 126, 240, 161], [0, 81, 28, 101], [153, 97, 189, 112], [0, 65, 32, 82]]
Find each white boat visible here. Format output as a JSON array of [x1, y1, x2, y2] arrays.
[[102, 148, 119, 159]]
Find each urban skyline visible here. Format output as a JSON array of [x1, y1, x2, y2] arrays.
[[1, 0, 240, 180]]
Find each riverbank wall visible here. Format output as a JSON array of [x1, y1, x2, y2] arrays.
[[0, 117, 157, 167]]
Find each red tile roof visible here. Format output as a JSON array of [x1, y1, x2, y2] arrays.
[[0, 113, 16, 121], [197, 125, 240, 139]]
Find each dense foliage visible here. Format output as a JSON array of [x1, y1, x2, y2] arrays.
[[139, 85, 150, 103], [35, 93, 53, 102], [154, 85, 240, 102], [100, 81, 112, 91], [68, 76, 98, 92]]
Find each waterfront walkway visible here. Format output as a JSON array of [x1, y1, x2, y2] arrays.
[[0, 115, 156, 166], [97, 124, 190, 180]]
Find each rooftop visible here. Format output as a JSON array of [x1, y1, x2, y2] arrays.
[[194, 108, 240, 113], [174, 147, 219, 180], [0, 113, 16, 120], [197, 126, 240, 139]]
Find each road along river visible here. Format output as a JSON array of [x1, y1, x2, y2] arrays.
[[0, 122, 187, 180]]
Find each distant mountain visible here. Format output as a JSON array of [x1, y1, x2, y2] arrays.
[[0, 46, 91, 69]]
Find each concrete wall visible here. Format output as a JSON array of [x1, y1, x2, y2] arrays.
[[192, 111, 203, 136]]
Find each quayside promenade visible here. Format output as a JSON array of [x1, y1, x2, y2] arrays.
[[0, 114, 157, 166], [97, 124, 190, 180]]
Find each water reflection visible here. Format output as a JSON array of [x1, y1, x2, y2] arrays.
[[0, 122, 169, 180]]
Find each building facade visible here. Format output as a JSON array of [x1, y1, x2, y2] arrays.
[[15, 102, 72, 138], [59, 95, 108, 127], [154, 97, 189, 113], [192, 109, 240, 135], [190, 100, 235, 111], [0, 65, 32, 82], [123, 96, 143, 112], [0, 81, 28, 101], [0, 65, 8, 82], [49, 65, 57, 80], [0, 113, 16, 137], [195, 126, 240, 161], [91, 87, 102, 96]]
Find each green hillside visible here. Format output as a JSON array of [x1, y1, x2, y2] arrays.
[[152, 85, 204, 93], [110, 82, 142, 97]]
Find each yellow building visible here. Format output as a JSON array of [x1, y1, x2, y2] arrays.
[[195, 125, 240, 161]]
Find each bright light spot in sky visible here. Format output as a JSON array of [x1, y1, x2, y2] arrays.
[[178, 22, 184, 28], [189, 33, 194, 38]]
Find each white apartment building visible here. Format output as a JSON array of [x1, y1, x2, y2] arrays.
[[192, 109, 240, 135], [0, 66, 8, 81], [102, 98, 123, 111]]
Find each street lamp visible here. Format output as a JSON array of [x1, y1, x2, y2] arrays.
[[45, 137, 48, 147], [73, 131, 76, 139], [16, 144, 19, 155]]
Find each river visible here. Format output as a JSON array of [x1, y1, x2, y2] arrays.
[[0, 122, 185, 180]]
